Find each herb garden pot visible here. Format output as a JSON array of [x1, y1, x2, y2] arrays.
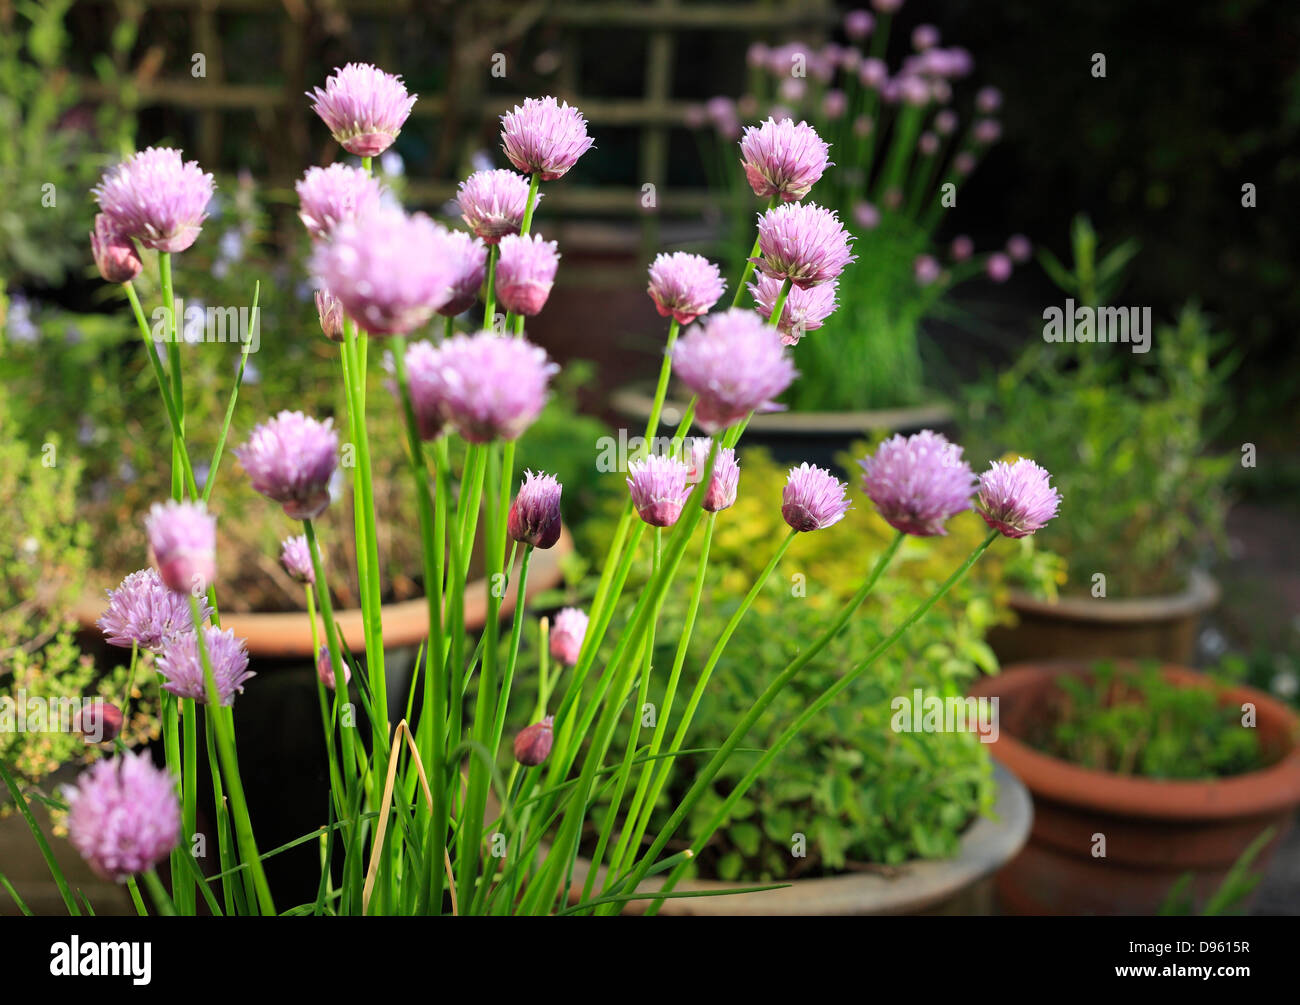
[[969, 661, 1300, 915], [987, 570, 1220, 667], [565, 763, 1031, 915], [610, 383, 955, 477]]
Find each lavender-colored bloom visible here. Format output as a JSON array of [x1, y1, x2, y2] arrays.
[[740, 118, 832, 203], [822, 89, 848, 120], [973, 118, 1002, 145], [308, 63, 416, 157], [859, 430, 976, 536], [514, 716, 554, 766], [64, 752, 179, 881], [853, 201, 880, 230], [73, 701, 124, 744], [93, 148, 214, 253], [1007, 234, 1033, 263], [844, 9, 874, 39], [670, 309, 798, 432], [399, 339, 448, 440], [508, 470, 563, 549], [500, 96, 594, 181], [755, 203, 856, 289], [986, 252, 1013, 283], [235, 411, 339, 520], [749, 273, 839, 346], [550, 607, 588, 666], [98, 568, 212, 653], [934, 109, 958, 135], [90, 214, 142, 284], [317, 646, 350, 691], [918, 131, 940, 157], [912, 24, 940, 50], [914, 255, 942, 286], [896, 74, 932, 107], [778, 77, 807, 104], [295, 164, 385, 241], [686, 439, 740, 512], [495, 233, 560, 316], [311, 206, 454, 334], [646, 252, 726, 325], [782, 463, 851, 532], [430, 332, 558, 443], [315, 288, 345, 342], [977, 459, 1061, 538], [747, 42, 770, 69], [950, 235, 974, 262], [953, 151, 977, 175], [156, 626, 254, 706], [457, 169, 539, 244], [627, 454, 693, 528], [859, 58, 888, 89], [435, 229, 489, 317], [280, 535, 315, 585], [146, 501, 217, 594], [976, 86, 1003, 114]]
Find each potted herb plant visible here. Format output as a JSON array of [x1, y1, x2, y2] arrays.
[[970, 660, 1300, 915]]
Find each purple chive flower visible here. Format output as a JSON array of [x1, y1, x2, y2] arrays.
[[844, 9, 874, 39], [550, 607, 588, 666], [435, 229, 488, 317], [749, 273, 839, 346], [822, 89, 848, 120], [950, 235, 974, 262], [90, 214, 142, 284], [235, 411, 339, 520], [280, 534, 316, 585], [1007, 234, 1033, 263], [973, 118, 1002, 145], [457, 169, 540, 244], [295, 164, 385, 241], [315, 288, 345, 342], [918, 131, 940, 156], [398, 339, 448, 440], [755, 203, 856, 289], [739, 118, 833, 203], [93, 147, 215, 253], [430, 332, 558, 443], [859, 58, 888, 89], [860, 430, 976, 537], [73, 702, 125, 744], [782, 463, 851, 532], [495, 233, 560, 316], [156, 626, 254, 706], [308, 63, 416, 157], [670, 308, 798, 432], [64, 752, 179, 881], [954, 151, 977, 175], [646, 252, 726, 325], [912, 24, 940, 50], [98, 568, 213, 653], [146, 501, 217, 594], [986, 252, 1013, 283], [747, 43, 770, 69], [686, 439, 740, 512], [508, 470, 563, 549], [627, 454, 693, 528], [976, 86, 1003, 114], [316, 646, 350, 691], [976, 459, 1062, 538], [853, 201, 881, 230], [500, 96, 594, 181], [934, 109, 958, 135], [914, 255, 942, 286], [514, 716, 555, 767], [311, 206, 454, 334]]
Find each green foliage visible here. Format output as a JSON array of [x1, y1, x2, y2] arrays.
[[1159, 826, 1276, 916], [1027, 661, 1265, 779], [567, 445, 1058, 880]]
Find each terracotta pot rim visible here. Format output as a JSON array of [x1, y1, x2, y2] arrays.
[[609, 384, 954, 434], [566, 762, 1031, 915], [1009, 569, 1219, 624], [73, 529, 573, 659], [970, 660, 1300, 821]]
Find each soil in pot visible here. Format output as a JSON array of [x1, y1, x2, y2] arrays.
[[970, 661, 1300, 915]]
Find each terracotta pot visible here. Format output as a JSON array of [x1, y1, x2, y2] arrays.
[[987, 570, 1219, 667], [73, 528, 573, 659], [969, 661, 1300, 915], [565, 763, 1031, 915], [610, 383, 955, 477]]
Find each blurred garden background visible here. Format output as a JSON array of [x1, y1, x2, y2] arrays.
[[3, 0, 1299, 915]]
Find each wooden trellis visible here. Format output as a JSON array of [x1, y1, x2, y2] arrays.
[[75, 0, 837, 225]]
